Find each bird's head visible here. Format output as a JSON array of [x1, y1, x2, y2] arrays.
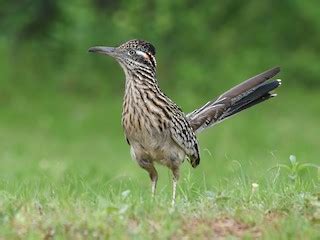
[[88, 39, 157, 73]]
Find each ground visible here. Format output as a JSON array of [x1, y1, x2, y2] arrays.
[[0, 87, 319, 239]]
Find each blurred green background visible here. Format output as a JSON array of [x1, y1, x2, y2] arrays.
[[0, 0, 319, 191]]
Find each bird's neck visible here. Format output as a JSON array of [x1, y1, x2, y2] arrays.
[[122, 65, 159, 90], [121, 65, 165, 109]]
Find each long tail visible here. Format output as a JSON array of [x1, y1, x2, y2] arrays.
[[186, 67, 281, 134]]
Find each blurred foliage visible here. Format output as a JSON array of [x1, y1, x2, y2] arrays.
[[0, 0, 320, 101], [0, 6, 319, 237]]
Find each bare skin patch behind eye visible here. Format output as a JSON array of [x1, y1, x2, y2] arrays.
[[136, 50, 156, 67], [136, 50, 149, 60]]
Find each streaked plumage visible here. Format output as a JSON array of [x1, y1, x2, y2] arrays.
[[88, 39, 281, 205]]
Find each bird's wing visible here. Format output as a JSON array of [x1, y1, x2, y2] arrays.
[[169, 113, 200, 167]]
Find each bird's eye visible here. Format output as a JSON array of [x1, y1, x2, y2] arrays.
[[128, 50, 136, 56]]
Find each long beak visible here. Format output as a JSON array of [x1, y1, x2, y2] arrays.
[[88, 46, 116, 56]]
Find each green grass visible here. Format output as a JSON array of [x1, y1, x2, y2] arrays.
[[0, 87, 319, 239]]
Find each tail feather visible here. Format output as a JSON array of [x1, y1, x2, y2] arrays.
[[221, 79, 281, 120], [187, 67, 281, 134]]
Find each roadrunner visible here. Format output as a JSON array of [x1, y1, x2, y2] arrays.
[[88, 39, 281, 205]]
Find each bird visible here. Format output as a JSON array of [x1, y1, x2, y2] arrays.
[[88, 39, 281, 206]]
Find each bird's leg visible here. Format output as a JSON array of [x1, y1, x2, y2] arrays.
[[150, 169, 158, 198], [138, 160, 158, 198], [172, 179, 177, 207], [171, 168, 180, 207]]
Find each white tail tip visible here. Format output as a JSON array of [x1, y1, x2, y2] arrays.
[[276, 79, 282, 85]]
